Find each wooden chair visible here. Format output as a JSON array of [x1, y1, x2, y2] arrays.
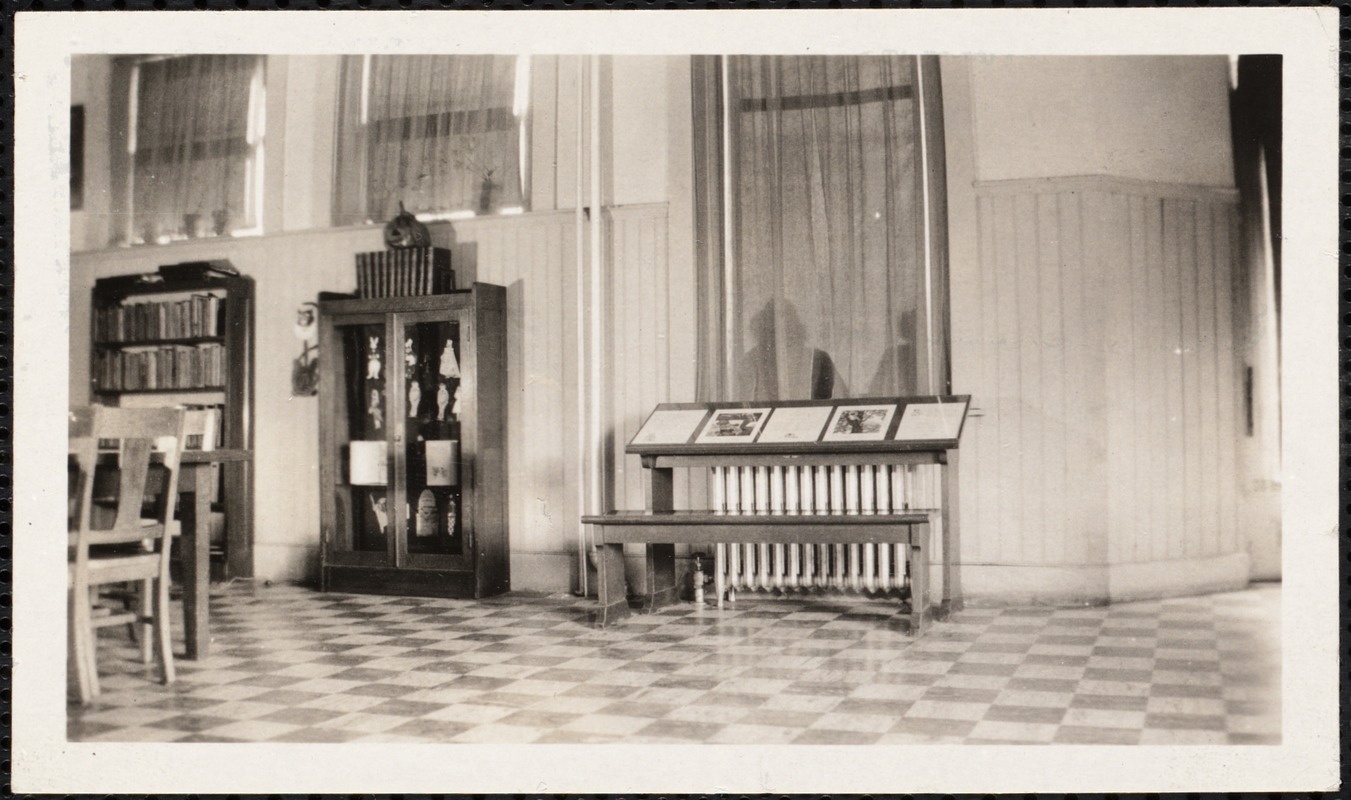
[[68, 406, 187, 705]]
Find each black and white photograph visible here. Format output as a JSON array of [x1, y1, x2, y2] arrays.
[[11, 8, 1339, 796], [823, 404, 898, 441], [695, 407, 772, 443]]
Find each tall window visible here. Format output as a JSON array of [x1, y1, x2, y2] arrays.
[[694, 55, 948, 402], [129, 55, 266, 245], [333, 55, 530, 227]]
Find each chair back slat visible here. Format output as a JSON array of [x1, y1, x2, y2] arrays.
[[68, 406, 187, 554], [112, 438, 153, 531]]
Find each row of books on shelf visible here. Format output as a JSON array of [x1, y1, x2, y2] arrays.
[[94, 293, 224, 343], [356, 247, 455, 299], [93, 343, 226, 391]]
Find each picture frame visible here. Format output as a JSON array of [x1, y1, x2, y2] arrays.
[[822, 403, 897, 442], [755, 405, 832, 443], [631, 407, 710, 446], [693, 407, 771, 444]]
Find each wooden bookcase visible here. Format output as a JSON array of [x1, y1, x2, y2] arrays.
[[90, 269, 255, 579], [316, 284, 509, 599]]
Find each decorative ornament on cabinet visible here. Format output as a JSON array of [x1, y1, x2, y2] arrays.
[[383, 201, 432, 250], [291, 302, 320, 398]]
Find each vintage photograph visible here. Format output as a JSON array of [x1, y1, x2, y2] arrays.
[[12, 8, 1339, 796], [694, 407, 772, 443], [823, 404, 898, 441]]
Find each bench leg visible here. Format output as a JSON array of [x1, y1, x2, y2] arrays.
[[642, 543, 679, 613], [908, 538, 930, 637], [595, 542, 630, 627]]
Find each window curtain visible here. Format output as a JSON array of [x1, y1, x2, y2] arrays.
[[333, 55, 524, 227], [696, 55, 946, 403], [131, 55, 262, 244]]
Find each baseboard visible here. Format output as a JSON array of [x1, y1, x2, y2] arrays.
[[1107, 551, 1251, 602], [252, 543, 318, 584], [958, 564, 1110, 607], [956, 552, 1252, 606]]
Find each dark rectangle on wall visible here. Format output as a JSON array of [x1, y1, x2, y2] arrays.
[[71, 104, 85, 210]]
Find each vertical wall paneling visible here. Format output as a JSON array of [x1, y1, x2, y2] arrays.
[[1012, 194, 1044, 563], [959, 177, 1244, 583], [1195, 200, 1220, 558], [606, 205, 677, 515], [1126, 195, 1150, 564], [972, 195, 998, 565], [1161, 199, 1184, 562], [1035, 193, 1066, 566], [992, 195, 1023, 565], [1178, 200, 1201, 559], [1143, 196, 1168, 564], [1214, 205, 1239, 556], [1058, 192, 1089, 568], [1103, 191, 1135, 567], [1077, 190, 1109, 568]]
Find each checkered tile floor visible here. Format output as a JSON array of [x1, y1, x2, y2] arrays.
[[68, 582, 1281, 745]]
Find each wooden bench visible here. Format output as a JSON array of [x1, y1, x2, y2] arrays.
[[582, 396, 969, 634]]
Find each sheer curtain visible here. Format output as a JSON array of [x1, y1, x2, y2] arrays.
[[130, 55, 264, 244], [333, 55, 525, 226], [698, 55, 946, 402]]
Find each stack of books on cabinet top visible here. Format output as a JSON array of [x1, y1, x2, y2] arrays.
[[355, 247, 455, 299]]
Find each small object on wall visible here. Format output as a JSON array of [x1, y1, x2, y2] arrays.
[[383, 201, 432, 249], [71, 105, 84, 210], [291, 302, 319, 398]]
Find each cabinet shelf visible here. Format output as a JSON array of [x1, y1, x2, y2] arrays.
[[93, 385, 227, 395], [94, 336, 225, 349]]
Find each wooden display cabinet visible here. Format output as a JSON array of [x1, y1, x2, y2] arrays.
[[317, 284, 509, 598]]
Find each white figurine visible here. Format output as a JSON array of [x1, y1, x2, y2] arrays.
[[436, 382, 450, 420], [367, 337, 382, 380], [415, 490, 437, 538], [438, 340, 460, 379], [370, 494, 389, 533], [405, 338, 416, 368], [451, 386, 462, 417], [408, 380, 421, 418], [369, 388, 383, 430]]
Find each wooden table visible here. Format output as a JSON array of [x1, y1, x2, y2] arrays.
[[178, 448, 250, 660]]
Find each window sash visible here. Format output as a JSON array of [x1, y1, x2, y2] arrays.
[[333, 54, 529, 227], [128, 54, 264, 244]]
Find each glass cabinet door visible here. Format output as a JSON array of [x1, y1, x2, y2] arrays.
[[395, 313, 469, 566], [329, 317, 393, 559]]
